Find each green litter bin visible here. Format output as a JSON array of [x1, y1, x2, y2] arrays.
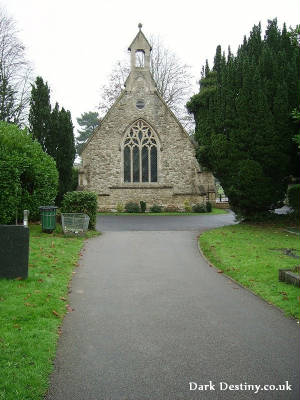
[[39, 206, 58, 233]]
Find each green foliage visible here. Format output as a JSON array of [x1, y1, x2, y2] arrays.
[[183, 199, 192, 212], [287, 24, 300, 46], [206, 201, 212, 212], [140, 201, 146, 213], [71, 167, 79, 191], [29, 77, 51, 152], [192, 203, 206, 213], [150, 204, 162, 213], [164, 205, 180, 212], [116, 202, 124, 213], [50, 104, 76, 205], [0, 76, 17, 124], [0, 122, 58, 224], [291, 108, 300, 148], [0, 225, 88, 400], [199, 223, 300, 318], [61, 191, 97, 229], [29, 78, 76, 206], [187, 20, 300, 219], [124, 201, 140, 213], [215, 182, 225, 196], [287, 184, 300, 215], [76, 111, 100, 155], [192, 202, 212, 213]]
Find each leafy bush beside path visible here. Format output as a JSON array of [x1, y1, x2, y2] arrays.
[[0, 122, 58, 224]]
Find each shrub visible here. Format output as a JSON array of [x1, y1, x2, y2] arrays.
[[116, 202, 124, 213], [164, 205, 180, 212], [0, 122, 58, 224], [140, 201, 146, 213], [125, 202, 140, 213], [61, 191, 97, 229], [150, 204, 162, 213], [206, 201, 212, 212], [287, 185, 300, 215], [183, 199, 192, 212], [192, 203, 206, 213]]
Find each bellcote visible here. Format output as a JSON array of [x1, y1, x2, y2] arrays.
[[125, 24, 156, 93], [128, 23, 152, 70]]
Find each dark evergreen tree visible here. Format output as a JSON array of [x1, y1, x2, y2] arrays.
[[291, 108, 300, 148], [76, 111, 100, 155], [29, 77, 51, 151], [187, 20, 300, 219], [0, 74, 16, 123], [71, 167, 79, 191], [50, 103, 76, 204], [29, 78, 76, 205]]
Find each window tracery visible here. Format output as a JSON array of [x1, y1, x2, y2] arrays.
[[122, 120, 158, 183]]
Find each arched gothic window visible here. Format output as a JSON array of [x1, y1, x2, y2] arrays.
[[123, 120, 158, 183]]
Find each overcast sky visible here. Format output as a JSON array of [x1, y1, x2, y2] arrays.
[[1, 0, 299, 133]]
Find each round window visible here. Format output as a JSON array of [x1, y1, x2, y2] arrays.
[[136, 99, 145, 109]]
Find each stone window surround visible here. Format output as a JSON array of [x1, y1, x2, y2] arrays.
[[120, 118, 161, 185]]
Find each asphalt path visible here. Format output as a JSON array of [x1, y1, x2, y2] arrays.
[[46, 214, 299, 400], [96, 212, 236, 231]]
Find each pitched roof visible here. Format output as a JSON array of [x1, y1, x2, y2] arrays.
[[128, 28, 152, 51]]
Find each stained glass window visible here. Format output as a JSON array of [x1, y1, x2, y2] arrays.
[[122, 120, 159, 183]]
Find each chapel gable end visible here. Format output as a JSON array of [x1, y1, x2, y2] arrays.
[[79, 24, 216, 210]]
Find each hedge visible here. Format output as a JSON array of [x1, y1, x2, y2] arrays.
[[192, 203, 206, 213], [150, 204, 162, 213], [61, 191, 98, 229], [0, 122, 58, 224]]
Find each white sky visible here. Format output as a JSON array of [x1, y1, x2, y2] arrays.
[[0, 0, 299, 133]]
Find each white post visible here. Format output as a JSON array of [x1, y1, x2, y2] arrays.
[[23, 210, 29, 227]]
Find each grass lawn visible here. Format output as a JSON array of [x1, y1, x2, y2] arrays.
[[199, 219, 300, 319], [0, 225, 99, 400], [98, 208, 227, 216]]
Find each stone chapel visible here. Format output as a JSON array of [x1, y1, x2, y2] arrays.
[[78, 25, 215, 211]]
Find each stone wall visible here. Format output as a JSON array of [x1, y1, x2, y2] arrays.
[[97, 187, 215, 212], [79, 56, 215, 211], [214, 202, 230, 209]]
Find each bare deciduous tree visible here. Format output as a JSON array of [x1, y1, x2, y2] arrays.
[[98, 61, 130, 116], [98, 35, 194, 131], [0, 8, 32, 126]]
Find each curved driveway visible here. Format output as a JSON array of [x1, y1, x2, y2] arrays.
[[46, 213, 299, 400]]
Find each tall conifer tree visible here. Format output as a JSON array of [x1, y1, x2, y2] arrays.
[[54, 105, 75, 204], [29, 79, 76, 205], [187, 19, 300, 219], [76, 111, 100, 155], [29, 77, 51, 151]]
